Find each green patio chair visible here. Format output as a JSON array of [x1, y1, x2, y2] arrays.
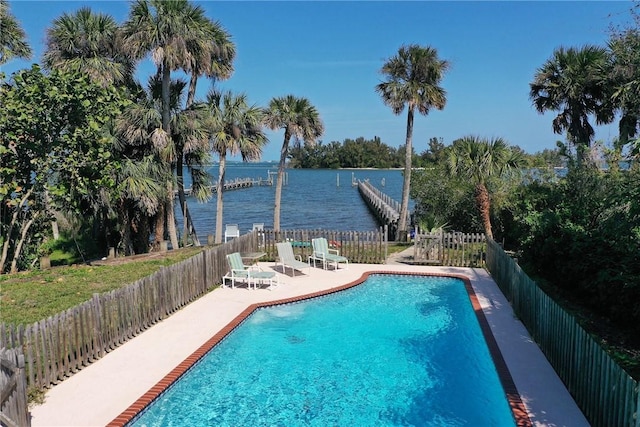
[[310, 237, 349, 271], [276, 242, 311, 276], [223, 252, 278, 290]]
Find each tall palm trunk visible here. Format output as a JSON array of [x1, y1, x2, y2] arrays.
[[172, 72, 201, 247], [214, 154, 226, 243], [186, 72, 198, 109], [120, 199, 134, 256], [274, 131, 291, 231], [154, 201, 165, 247], [398, 107, 414, 241], [175, 154, 200, 246], [166, 193, 179, 249], [475, 183, 493, 239], [161, 61, 179, 250]]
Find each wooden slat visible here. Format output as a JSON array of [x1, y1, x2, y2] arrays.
[[486, 238, 639, 427]]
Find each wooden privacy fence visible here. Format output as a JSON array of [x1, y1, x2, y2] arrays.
[[259, 228, 388, 264], [486, 239, 640, 427], [1, 347, 30, 427], [0, 232, 258, 394], [413, 230, 485, 267]]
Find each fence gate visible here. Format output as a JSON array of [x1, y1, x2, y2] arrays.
[[414, 232, 443, 264], [1, 347, 30, 427]]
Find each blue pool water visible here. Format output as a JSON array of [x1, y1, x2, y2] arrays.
[[130, 275, 515, 426]]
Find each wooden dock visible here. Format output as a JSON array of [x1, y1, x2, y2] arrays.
[[180, 177, 272, 197], [356, 179, 409, 241]]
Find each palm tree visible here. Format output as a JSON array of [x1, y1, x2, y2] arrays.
[[180, 19, 235, 243], [116, 156, 165, 255], [447, 136, 525, 239], [42, 7, 133, 86], [608, 29, 640, 147], [206, 90, 267, 243], [0, 0, 32, 65], [123, 0, 211, 136], [185, 20, 235, 108], [116, 77, 172, 248], [172, 101, 212, 247], [122, 0, 222, 249], [116, 76, 208, 249], [530, 45, 614, 153], [264, 95, 324, 231], [376, 44, 450, 240]]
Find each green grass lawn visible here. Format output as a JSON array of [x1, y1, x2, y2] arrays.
[[0, 247, 204, 325], [1, 244, 408, 326]]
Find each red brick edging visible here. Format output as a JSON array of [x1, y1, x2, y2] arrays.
[[108, 271, 532, 427]]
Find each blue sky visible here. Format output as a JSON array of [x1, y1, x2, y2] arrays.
[[2, 1, 635, 161]]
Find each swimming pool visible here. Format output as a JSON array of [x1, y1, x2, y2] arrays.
[[124, 273, 525, 426]]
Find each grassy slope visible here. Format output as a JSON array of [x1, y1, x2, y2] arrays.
[[0, 247, 204, 325]]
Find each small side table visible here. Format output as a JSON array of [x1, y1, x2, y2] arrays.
[[240, 252, 267, 266]]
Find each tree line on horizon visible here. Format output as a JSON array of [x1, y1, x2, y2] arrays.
[[288, 135, 566, 170]]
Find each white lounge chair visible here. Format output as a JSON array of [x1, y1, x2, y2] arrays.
[[276, 242, 311, 276], [310, 237, 349, 271], [224, 224, 240, 242], [223, 252, 278, 290]]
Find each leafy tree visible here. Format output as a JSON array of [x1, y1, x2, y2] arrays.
[[447, 136, 525, 239], [341, 138, 366, 168], [205, 90, 266, 243], [410, 165, 479, 233], [530, 45, 614, 156], [529, 147, 564, 168], [376, 44, 450, 240], [287, 136, 406, 169], [0, 0, 32, 65], [505, 158, 640, 333], [42, 7, 134, 86], [264, 95, 324, 231], [0, 66, 129, 273], [173, 101, 213, 246], [419, 137, 447, 166]]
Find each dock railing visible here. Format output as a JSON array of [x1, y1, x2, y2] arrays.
[[486, 238, 639, 427], [356, 180, 408, 240], [179, 176, 272, 197]]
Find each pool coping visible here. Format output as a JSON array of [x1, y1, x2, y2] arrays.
[[107, 271, 532, 427]]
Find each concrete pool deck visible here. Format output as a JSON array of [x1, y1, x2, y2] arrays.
[[30, 264, 589, 427]]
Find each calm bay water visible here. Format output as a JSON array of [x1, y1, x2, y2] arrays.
[[177, 162, 408, 242]]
